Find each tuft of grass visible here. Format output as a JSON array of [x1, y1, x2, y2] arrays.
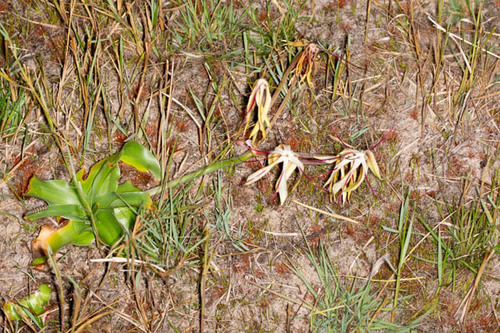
[[0, 77, 27, 141], [243, 0, 308, 57], [286, 219, 426, 332], [419, 172, 499, 289], [447, 0, 483, 25], [392, 190, 414, 322], [169, 0, 243, 52], [205, 172, 249, 252], [288, 211, 428, 332], [135, 182, 205, 274]]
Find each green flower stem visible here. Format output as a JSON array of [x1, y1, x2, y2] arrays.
[[147, 151, 254, 196]]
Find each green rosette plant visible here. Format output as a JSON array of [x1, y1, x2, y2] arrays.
[[24, 141, 161, 265]]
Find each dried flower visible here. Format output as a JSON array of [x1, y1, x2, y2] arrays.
[[324, 149, 381, 203], [244, 144, 304, 205], [294, 43, 320, 87], [244, 78, 271, 144]]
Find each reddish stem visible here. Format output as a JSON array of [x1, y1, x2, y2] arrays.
[[369, 125, 396, 151]]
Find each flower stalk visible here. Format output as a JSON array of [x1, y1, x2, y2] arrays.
[[147, 151, 255, 197]]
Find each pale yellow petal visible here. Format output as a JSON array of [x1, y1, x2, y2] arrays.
[[365, 150, 382, 179]]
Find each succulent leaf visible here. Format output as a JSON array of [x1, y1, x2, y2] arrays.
[[119, 141, 161, 180], [31, 221, 95, 260], [26, 176, 82, 206], [2, 284, 52, 321]]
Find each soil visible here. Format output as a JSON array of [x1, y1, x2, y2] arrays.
[[0, 0, 499, 332]]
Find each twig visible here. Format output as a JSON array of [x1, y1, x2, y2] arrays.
[[90, 257, 166, 273], [200, 226, 211, 333], [292, 200, 359, 225], [455, 248, 495, 322]]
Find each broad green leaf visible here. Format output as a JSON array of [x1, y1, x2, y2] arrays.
[[113, 206, 137, 230], [32, 221, 94, 257], [94, 209, 130, 245], [26, 176, 81, 205], [119, 141, 161, 180], [78, 158, 120, 200], [25, 141, 159, 260], [25, 204, 89, 222], [2, 284, 52, 321], [94, 191, 151, 209], [116, 180, 141, 193], [50, 221, 94, 247]]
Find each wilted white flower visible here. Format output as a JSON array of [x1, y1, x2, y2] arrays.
[[244, 144, 304, 205]]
